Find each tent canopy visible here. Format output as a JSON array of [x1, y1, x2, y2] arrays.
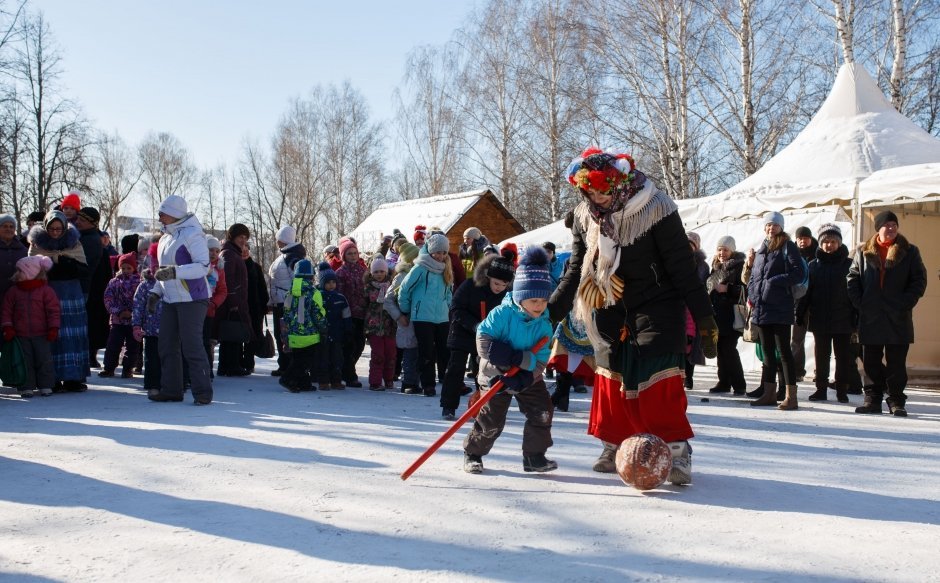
[[681, 63, 940, 228]]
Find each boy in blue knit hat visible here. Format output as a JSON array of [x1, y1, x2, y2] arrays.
[[463, 246, 556, 474], [316, 261, 351, 389]]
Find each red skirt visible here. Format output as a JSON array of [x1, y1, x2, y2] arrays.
[[587, 351, 693, 445]]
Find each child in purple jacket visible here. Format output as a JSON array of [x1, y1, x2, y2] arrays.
[[132, 265, 163, 394], [100, 252, 141, 378]]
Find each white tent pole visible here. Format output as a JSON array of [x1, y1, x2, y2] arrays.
[[852, 179, 862, 248]]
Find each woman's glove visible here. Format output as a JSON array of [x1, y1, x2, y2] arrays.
[[3, 326, 15, 342], [155, 266, 176, 281], [47, 328, 59, 342], [697, 315, 719, 359]]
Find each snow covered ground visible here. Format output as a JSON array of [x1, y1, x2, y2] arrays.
[[2, 350, 939, 583]]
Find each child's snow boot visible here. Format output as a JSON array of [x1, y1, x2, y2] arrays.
[[463, 453, 483, 474], [668, 441, 692, 485], [522, 453, 558, 473]]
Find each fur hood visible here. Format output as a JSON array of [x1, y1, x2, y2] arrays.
[[710, 251, 746, 271], [860, 233, 910, 269], [28, 223, 81, 251], [472, 254, 500, 287]]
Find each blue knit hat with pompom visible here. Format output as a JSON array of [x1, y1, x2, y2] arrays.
[[512, 247, 553, 302]]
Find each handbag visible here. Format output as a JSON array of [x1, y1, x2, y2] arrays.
[[0, 338, 27, 387], [255, 325, 276, 359], [218, 312, 251, 343], [732, 286, 748, 333], [741, 306, 758, 343]]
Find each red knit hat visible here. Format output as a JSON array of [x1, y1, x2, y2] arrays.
[[61, 191, 82, 211], [413, 224, 427, 245], [118, 252, 138, 271]]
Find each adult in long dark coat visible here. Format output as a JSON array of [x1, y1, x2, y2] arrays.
[[0, 214, 28, 301], [241, 242, 270, 373], [847, 210, 927, 416], [705, 237, 747, 395], [74, 208, 103, 297], [797, 223, 855, 404], [215, 223, 253, 376], [439, 254, 513, 419], [549, 148, 715, 484], [75, 208, 108, 366]]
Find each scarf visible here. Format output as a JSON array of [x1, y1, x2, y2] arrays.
[[584, 171, 648, 240], [414, 253, 445, 274]]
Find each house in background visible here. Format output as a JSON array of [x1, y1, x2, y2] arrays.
[[348, 189, 525, 253]]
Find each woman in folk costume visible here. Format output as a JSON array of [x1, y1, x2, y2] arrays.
[[27, 210, 91, 392], [549, 148, 717, 486]]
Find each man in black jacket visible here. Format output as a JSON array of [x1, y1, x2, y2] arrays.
[[847, 210, 927, 416]]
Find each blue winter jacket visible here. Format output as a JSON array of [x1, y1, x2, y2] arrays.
[[319, 288, 352, 343], [747, 236, 805, 326], [476, 295, 553, 388], [397, 249, 452, 324]]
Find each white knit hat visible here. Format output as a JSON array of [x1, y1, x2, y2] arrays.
[[158, 195, 188, 219], [276, 225, 296, 244], [716, 235, 736, 252], [206, 236, 222, 250]]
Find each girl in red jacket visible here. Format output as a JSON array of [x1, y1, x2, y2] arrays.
[[2, 256, 61, 397]]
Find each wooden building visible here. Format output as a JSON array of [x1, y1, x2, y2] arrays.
[[348, 189, 525, 253]]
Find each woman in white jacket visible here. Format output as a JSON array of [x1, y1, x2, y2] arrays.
[[149, 195, 213, 405]]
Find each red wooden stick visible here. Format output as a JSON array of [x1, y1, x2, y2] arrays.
[[401, 336, 548, 481]]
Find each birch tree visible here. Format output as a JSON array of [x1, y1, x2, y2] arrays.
[[393, 44, 467, 200], [84, 131, 141, 237], [137, 131, 196, 218]]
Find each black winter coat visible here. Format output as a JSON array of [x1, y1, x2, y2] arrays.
[[0, 237, 27, 299], [244, 257, 270, 339], [847, 234, 927, 345], [551, 200, 713, 369], [797, 244, 855, 335], [706, 252, 746, 334], [747, 234, 805, 326], [447, 255, 507, 352], [87, 248, 116, 350], [78, 227, 103, 294], [215, 240, 254, 341]]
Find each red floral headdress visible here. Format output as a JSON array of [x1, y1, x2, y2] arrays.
[[564, 147, 636, 193]]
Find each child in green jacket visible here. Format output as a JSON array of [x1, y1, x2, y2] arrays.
[[280, 259, 326, 393]]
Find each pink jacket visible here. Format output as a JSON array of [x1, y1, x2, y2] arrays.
[[2, 280, 62, 337]]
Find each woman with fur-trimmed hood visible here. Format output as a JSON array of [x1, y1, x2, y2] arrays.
[[549, 148, 715, 486], [847, 210, 927, 417]]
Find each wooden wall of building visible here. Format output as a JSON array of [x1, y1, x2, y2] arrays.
[[446, 193, 524, 250]]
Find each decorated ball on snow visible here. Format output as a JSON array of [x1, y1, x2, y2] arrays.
[[616, 433, 672, 491]]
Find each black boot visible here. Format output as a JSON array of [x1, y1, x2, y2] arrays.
[[523, 453, 558, 473], [808, 384, 828, 401], [551, 372, 572, 412], [746, 385, 764, 398], [835, 384, 849, 403], [855, 391, 883, 414]]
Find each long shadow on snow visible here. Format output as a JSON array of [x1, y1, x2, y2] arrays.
[[16, 417, 379, 469], [689, 410, 940, 446], [0, 456, 861, 583], [676, 471, 940, 525]]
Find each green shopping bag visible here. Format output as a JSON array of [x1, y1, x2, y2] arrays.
[[0, 338, 27, 387]]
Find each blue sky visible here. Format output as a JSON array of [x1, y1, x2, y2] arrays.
[[31, 1, 476, 169]]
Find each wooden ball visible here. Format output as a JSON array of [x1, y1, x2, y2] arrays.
[[616, 433, 672, 490]]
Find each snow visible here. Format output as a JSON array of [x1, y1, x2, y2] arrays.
[[2, 349, 939, 582], [347, 190, 490, 253]]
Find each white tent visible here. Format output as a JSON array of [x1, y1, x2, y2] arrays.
[[504, 63, 940, 372]]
